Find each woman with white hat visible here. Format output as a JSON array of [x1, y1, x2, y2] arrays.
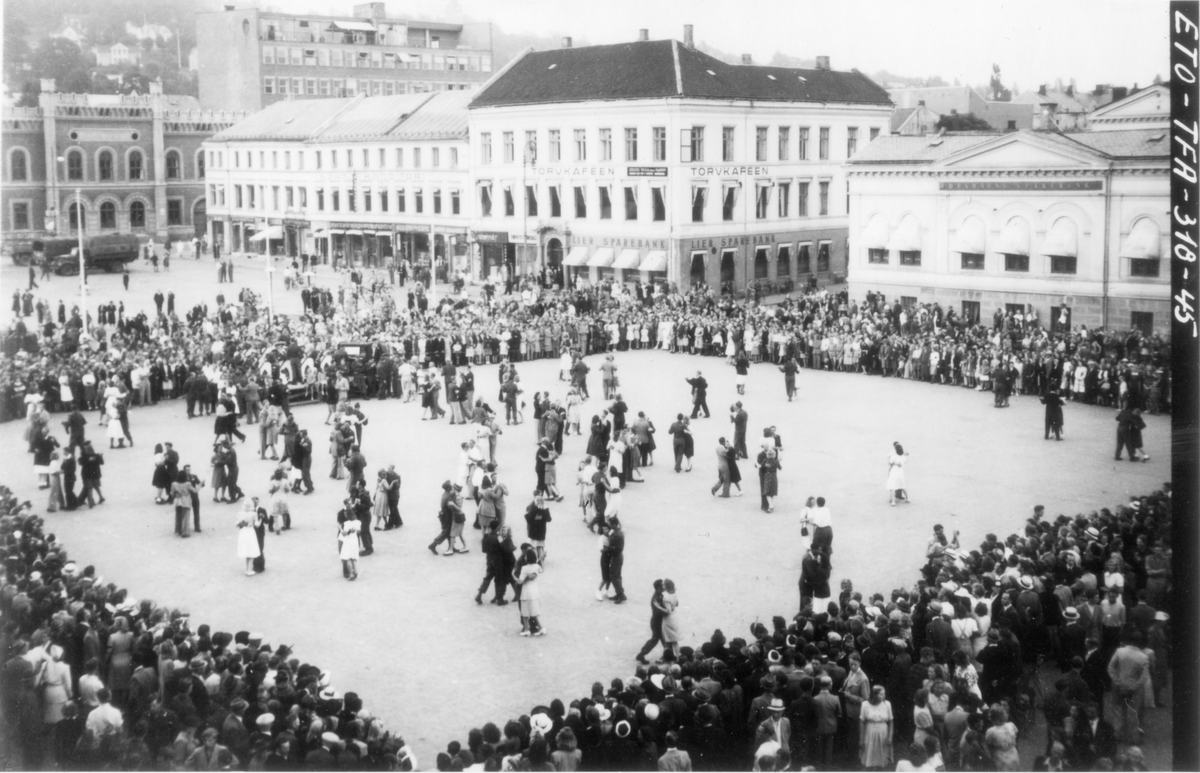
[[38, 644, 73, 728], [236, 500, 262, 576]]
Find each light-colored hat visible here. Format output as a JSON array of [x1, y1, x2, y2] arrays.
[[530, 713, 553, 735]]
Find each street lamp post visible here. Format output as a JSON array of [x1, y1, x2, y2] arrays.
[[264, 251, 275, 323], [522, 140, 536, 285], [57, 156, 88, 332]]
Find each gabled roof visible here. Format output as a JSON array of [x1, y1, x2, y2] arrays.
[[890, 107, 916, 133], [319, 93, 435, 140], [1087, 84, 1169, 121], [210, 98, 352, 142], [1061, 129, 1170, 159], [848, 128, 1169, 166], [470, 39, 891, 108], [846, 133, 994, 163], [385, 90, 471, 140]]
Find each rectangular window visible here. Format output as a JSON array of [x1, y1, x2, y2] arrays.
[[798, 127, 809, 160], [624, 186, 637, 220], [397, 188, 406, 213], [525, 130, 537, 163], [599, 128, 612, 161], [960, 253, 985, 270], [263, 76, 275, 94], [290, 48, 301, 65], [347, 186, 355, 211], [1050, 256, 1077, 274], [503, 131, 514, 162], [12, 202, 30, 230], [331, 190, 339, 211], [235, 186, 243, 208], [413, 148, 422, 168], [574, 186, 587, 218], [363, 188, 372, 212], [756, 127, 768, 162], [870, 127, 880, 141], [286, 187, 294, 208], [574, 129, 587, 161], [248, 186, 256, 208], [549, 130, 561, 162], [549, 185, 562, 217], [345, 149, 352, 168], [847, 127, 858, 157], [599, 186, 612, 219], [1130, 311, 1154, 335], [431, 148, 440, 168], [722, 185, 737, 222], [819, 127, 830, 160], [294, 78, 303, 94], [818, 181, 829, 216], [625, 128, 638, 161], [867, 248, 888, 264], [298, 188, 306, 207], [1004, 254, 1030, 272], [320, 79, 331, 96], [331, 49, 343, 67], [755, 184, 769, 219], [961, 300, 981, 324], [723, 127, 736, 162], [433, 189, 442, 214], [272, 151, 279, 169], [1130, 258, 1160, 277], [450, 148, 458, 168], [414, 189, 424, 213], [818, 242, 831, 271], [479, 186, 490, 217], [306, 78, 317, 95], [798, 243, 811, 273], [526, 185, 538, 217], [378, 148, 386, 168], [451, 190, 460, 215], [899, 250, 921, 266], [777, 182, 790, 217], [778, 127, 790, 161], [394, 148, 403, 168], [316, 188, 324, 211], [315, 150, 323, 170], [167, 199, 183, 226], [361, 148, 370, 168], [691, 186, 707, 223], [481, 132, 492, 164], [690, 126, 705, 162], [776, 246, 791, 277], [503, 187, 514, 217], [653, 127, 666, 161], [652, 187, 665, 221], [263, 48, 274, 64]]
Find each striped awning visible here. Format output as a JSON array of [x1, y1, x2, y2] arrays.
[[638, 250, 668, 272], [587, 247, 615, 267], [613, 249, 641, 269], [563, 246, 589, 266]]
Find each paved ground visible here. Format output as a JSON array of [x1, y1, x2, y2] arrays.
[[0, 255, 1173, 767]]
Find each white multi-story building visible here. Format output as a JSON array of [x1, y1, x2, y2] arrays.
[[203, 90, 472, 273], [846, 88, 1170, 334], [466, 31, 893, 291]]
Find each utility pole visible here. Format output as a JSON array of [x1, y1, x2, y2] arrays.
[[76, 186, 86, 332]]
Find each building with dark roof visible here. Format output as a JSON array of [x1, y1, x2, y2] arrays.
[[196, 3, 493, 113], [846, 127, 1170, 333], [465, 30, 893, 291]]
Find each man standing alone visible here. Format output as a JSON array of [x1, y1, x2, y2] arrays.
[[730, 402, 748, 459]]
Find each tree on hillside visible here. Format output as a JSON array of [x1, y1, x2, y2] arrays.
[[29, 38, 93, 90], [936, 113, 994, 132], [989, 64, 1012, 101]]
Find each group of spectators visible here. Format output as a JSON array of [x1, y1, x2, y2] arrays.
[[2, 473, 1172, 771]]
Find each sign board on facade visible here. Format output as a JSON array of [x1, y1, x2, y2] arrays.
[[530, 166, 619, 177], [938, 181, 1103, 191], [684, 231, 808, 251], [569, 235, 669, 249], [627, 167, 668, 177], [689, 165, 771, 178], [473, 231, 508, 243], [69, 128, 139, 143]]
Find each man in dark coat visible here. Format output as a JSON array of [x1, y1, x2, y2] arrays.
[[686, 371, 711, 418], [730, 402, 748, 459], [1041, 388, 1064, 440], [293, 429, 315, 494], [475, 521, 508, 604], [1114, 406, 1137, 460]]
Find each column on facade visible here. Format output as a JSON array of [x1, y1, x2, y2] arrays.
[[42, 105, 60, 234], [152, 98, 168, 242]]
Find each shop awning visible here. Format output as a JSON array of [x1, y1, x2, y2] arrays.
[[951, 217, 986, 254], [587, 247, 615, 267], [1040, 218, 1077, 257], [884, 216, 922, 252], [563, 246, 590, 266], [1119, 218, 1162, 259], [373, 231, 393, 237], [860, 215, 890, 250], [248, 225, 284, 242], [345, 229, 365, 236], [613, 249, 641, 270], [638, 250, 668, 272], [329, 229, 346, 235], [996, 218, 1030, 256]]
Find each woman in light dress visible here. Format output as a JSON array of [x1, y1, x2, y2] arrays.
[[559, 346, 574, 382], [887, 441, 910, 506], [984, 705, 1020, 770], [577, 455, 598, 523], [236, 500, 262, 576], [372, 469, 390, 530], [338, 512, 361, 581], [515, 546, 545, 636], [565, 389, 583, 436], [659, 579, 681, 661], [268, 468, 292, 532], [47, 447, 65, 513], [859, 685, 894, 770], [38, 644, 73, 727]]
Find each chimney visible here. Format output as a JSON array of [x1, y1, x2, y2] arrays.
[[1112, 86, 1128, 101], [40, 78, 56, 93], [917, 100, 925, 106], [1038, 84, 1046, 96], [683, 24, 694, 49], [815, 55, 830, 71], [561, 36, 572, 48], [638, 29, 648, 42], [1094, 84, 1105, 95], [1065, 85, 1074, 97], [741, 54, 752, 65]]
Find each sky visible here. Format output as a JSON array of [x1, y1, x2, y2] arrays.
[[270, 0, 1172, 92]]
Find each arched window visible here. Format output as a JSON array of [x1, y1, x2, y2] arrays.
[[68, 202, 85, 231], [129, 200, 146, 229], [128, 149, 145, 180], [98, 150, 114, 181], [10, 149, 28, 181], [166, 150, 181, 179], [99, 201, 117, 229], [67, 150, 84, 181], [196, 151, 206, 178]]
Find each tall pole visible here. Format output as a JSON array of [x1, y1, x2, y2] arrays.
[[76, 188, 87, 333], [265, 251, 275, 322]]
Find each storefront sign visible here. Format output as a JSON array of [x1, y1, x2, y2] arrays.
[[683, 232, 801, 251], [283, 219, 307, 227], [473, 230, 508, 243], [689, 165, 770, 178], [531, 165, 618, 177], [938, 181, 1103, 191], [329, 221, 395, 231], [627, 167, 668, 177], [509, 234, 538, 244], [70, 128, 140, 143], [569, 235, 669, 249]]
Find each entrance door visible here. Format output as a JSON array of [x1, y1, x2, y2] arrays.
[[192, 199, 207, 239], [690, 252, 707, 287], [720, 249, 736, 286]]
